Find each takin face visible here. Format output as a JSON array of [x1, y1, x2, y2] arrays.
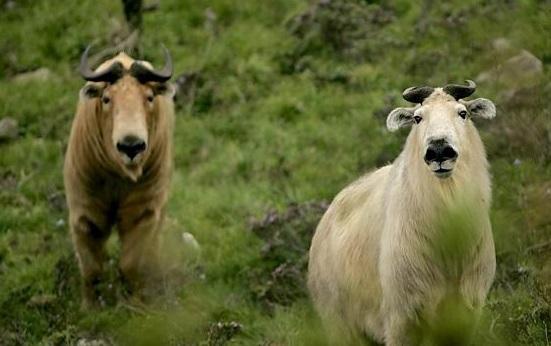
[[386, 80, 496, 178], [78, 47, 174, 180]]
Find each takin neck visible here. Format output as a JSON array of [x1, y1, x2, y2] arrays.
[[394, 123, 491, 216], [389, 125, 492, 277]]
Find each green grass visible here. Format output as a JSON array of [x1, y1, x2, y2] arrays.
[[0, 0, 550, 344]]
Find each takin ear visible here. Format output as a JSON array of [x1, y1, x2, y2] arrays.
[[386, 107, 416, 132], [153, 82, 176, 99], [80, 83, 102, 99], [461, 98, 496, 120]]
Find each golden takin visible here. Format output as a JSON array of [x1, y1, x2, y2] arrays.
[[64, 47, 175, 307]]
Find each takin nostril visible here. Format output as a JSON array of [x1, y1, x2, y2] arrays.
[[424, 141, 457, 163], [424, 147, 438, 163], [441, 146, 458, 160], [116, 135, 146, 160]]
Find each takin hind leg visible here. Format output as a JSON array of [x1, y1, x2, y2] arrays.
[[117, 208, 164, 302], [70, 214, 110, 308]]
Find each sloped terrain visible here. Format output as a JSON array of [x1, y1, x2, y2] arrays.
[[0, 0, 549, 344]]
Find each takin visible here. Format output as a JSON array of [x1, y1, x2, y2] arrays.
[[308, 81, 497, 345], [64, 46, 175, 307]]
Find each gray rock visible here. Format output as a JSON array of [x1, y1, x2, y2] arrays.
[[0, 117, 18, 141], [76, 338, 112, 346], [181, 231, 201, 262], [505, 50, 543, 80], [13, 67, 53, 83], [182, 231, 201, 251], [27, 294, 56, 307], [491, 37, 513, 54], [5, 1, 16, 10], [477, 50, 543, 86]]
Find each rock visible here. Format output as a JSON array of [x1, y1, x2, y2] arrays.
[[491, 37, 513, 54], [5, 1, 16, 10], [181, 232, 201, 262], [76, 338, 112, 346], [55, 219, 66, 228], [504, 50, 543, 80], [477, 50, 543, 86], [13, 67, 53, 83], [181, 232, 200, 251], [0, 117, 18, 141], [27, 294, 56, 307], [204, 7, 217, 33]]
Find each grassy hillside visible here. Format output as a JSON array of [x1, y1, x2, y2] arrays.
[[0, 0, 549, 344]]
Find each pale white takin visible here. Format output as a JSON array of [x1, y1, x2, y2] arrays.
[[308, 80, 497, 345]]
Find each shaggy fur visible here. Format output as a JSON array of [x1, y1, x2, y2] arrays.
[[64, 53, 175, 307], [308, 89, 496, 345]]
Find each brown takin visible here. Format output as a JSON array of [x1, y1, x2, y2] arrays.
[[308, 81, 497, 345], [64, 47, 175, 307]]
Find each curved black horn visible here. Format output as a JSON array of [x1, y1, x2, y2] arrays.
[[79, 45, 123, 83], [130, 45, 173, 83], [402, 86, 435, 104], [443, 80, 476, 100]]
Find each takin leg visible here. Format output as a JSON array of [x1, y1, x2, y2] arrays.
[[384, 312, 417, 346], [381, 279, 432, 346], [117, 207, 164, 302], [70, 214, 110, 308], [385, 289, 479, 345]]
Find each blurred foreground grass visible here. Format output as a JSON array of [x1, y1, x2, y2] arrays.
[[0, 0, 550, 344]]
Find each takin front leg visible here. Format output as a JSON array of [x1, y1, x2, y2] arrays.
[[70, 214, 110, 308], [384, 311, 418, 346], [117, 207, 164, 302]]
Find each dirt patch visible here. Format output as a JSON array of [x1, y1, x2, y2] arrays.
[[248, 201, 328, 311]]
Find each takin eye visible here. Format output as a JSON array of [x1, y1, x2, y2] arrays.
[[413, 115, 423, 124], [458, 110, 468, 119], [101, 96, 110, 104], [146, 95, 154, 103]]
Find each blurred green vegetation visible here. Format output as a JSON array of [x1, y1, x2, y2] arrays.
[[0, 0, 550, 344]]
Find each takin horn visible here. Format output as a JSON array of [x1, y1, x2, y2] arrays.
[[443, 80, 476, 100], [402, 86, 435, 104], [79, 45, 124, 83], [130, 45, 173, 83]]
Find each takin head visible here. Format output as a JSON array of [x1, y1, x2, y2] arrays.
[[78, 46, 175, 180], [386, 80, 496, 178]]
